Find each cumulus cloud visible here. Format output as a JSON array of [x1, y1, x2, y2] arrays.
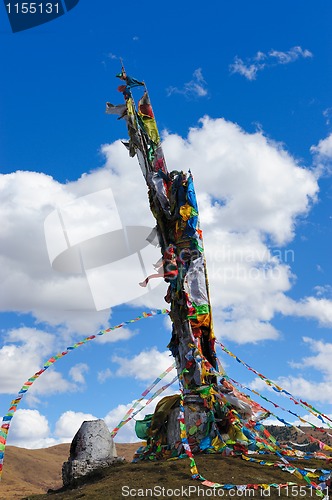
[[167, 68, 208, 98], [0, 166, 162, 333], [249, 374, 327, 406], [314, 285, 332, 298], [54, 410, 98, 442], [229, 56, 265, 81], [163, 117, 317, 244], [275, 376, 332, 404], [310, 133, 332, 174], [251, 337, 332, 404], [293, 412, 332, 428], [112, 347, 174, 381], [323, 108, 332, 126], [269, 46, 313, 64], [159, 117, 323, 342], [95, 327, 139, 344], [0, 114, 327, 351], [218, 318, 280, 344], [97, 368, 112, 383], [104, 403, 142, 443], [7, 409, 57, 448], [230, 46, 313, 80], [0, 170, 113, 334], [0, 327, 76, 396], [263, 416, 286, 427], [69, 363, 89, 384], [8, 395, 178, 448], [285, 297, 332, 327], [292, 337, 332, 378]]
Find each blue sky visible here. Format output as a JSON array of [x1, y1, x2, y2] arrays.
[[1, 0, 332, 448]]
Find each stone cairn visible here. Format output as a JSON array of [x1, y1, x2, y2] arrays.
[[62, 419, 124, 486]]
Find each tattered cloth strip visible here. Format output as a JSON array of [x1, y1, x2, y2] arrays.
[[217, 341, 332, 429], [0, 309, 169, 479], [290, 442, 311, 447]]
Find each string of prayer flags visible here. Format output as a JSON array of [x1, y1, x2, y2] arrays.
[[0, 309, 169, 480], [217, 340, 332, 429]]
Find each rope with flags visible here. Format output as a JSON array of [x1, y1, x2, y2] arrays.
[[0, 309, 169, 479]]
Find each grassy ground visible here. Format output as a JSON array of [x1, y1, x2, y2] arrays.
[[1, 438, 330, 500], [0, 443, 138, 500], [23, 453, 330, 500]]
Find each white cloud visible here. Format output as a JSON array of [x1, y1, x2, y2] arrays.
[[293, 337, 332, 378], [8, 396, 178, 449], [264, 416, 288, 427], [0, 327, 76, 396], [7, 409, 57, 448], [112, 347, 174, 381], [0, 114, 326, 347], [276, 376, 332, 404], [95, 327, 139, 344], [0, 170, 113, 333], [11, 406, 137, 447], [311, 133, 332, 174], [159, 117, 322, 342], [314, 285, 332, 298], [229, 56, 264, 81], [104, 403, 143, 443], [0, 165, 162, 333], [279, 296, 332, 327], [269, 46, 313, 64], [323, 108, 332, 126], [251, 337, 332, 405], [97, 368, 112, 383], [230, 46, 313, 80], [29, 370, 77, 398], [69, 363, 89, 384], [311, 134, 332, 158], [167, 68, 208, 98], [250, 372, 332, 405], [163, 117, 317, 245], [217, 318, 280, 344], [54, 410, 98, 442]]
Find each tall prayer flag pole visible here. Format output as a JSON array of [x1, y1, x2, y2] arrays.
[[107, 68, 222, 393]]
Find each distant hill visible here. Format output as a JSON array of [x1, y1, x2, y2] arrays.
[[268, 425, 332, 450], [0, 442, 139, 500]]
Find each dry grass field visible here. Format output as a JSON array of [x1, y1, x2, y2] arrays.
[[0, 428, 331, 500]]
